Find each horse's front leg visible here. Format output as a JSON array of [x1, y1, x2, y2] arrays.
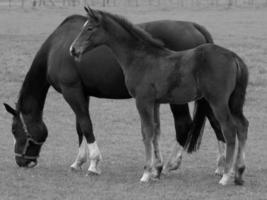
[[136, 99, 155, 182], [152, 103, 163, 178], [62, 85, 102, 175], [70, 123, 88, 171]]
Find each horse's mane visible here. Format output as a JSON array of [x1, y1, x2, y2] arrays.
[[97, 10, 165, 49], [16, 72, 34, 112]]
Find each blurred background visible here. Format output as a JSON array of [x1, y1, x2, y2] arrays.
[[2, 0, 267, 9]]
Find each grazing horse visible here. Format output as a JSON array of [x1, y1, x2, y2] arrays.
[[4, 13, 224, 174], [70, 7, 249, 185]]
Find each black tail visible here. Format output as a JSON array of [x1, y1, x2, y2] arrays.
[[193, 23, 214, 44], [183, 99, 208, 153], [182, 23, 214, 153], [229, 54, 249, 120]]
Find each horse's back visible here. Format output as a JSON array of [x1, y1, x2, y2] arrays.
[[139, 20, 211, 50]]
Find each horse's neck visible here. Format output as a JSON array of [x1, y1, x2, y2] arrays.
[[106, 40, 135, 66], [105, 18, 167, 67], [18, 51, 50, 121]]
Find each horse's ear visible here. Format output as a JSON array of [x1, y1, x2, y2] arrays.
[[3, 103, 17, 116], [84, 6, 89, 13], [85, 6, 100, 22], [84, 5, 94, 17]]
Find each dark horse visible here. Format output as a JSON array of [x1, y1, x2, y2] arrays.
[[4, 11, 224, 174], [70, 8, 249, 185]]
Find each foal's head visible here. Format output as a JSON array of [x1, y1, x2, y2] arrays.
[[70, 6, 164, 60], [70, 7, 108, 60], [4, 103, 47, 168]]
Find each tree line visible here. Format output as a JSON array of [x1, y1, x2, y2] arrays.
[[7, 0, 267, 8]]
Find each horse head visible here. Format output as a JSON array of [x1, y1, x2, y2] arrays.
[[70, 7, 107, 60], [4, 103, 48, 168]]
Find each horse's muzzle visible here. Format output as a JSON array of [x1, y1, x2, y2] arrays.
[[16, 156, 38, 168], [70, 46, 78, 57], [70, 46, 83, 62]]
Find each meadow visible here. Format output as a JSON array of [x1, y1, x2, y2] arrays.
[[0, 5, 267, 200]]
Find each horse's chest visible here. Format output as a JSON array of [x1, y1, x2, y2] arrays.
[[125, 71, 159, 98], [124, 74, 141, 97]]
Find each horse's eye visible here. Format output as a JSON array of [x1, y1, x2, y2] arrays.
[[87, 26, 94, 31]]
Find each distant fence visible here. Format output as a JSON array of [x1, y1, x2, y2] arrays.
[[3, 0, 267, 8]]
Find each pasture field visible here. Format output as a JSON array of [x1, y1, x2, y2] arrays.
[[0, 6, 267, 200]]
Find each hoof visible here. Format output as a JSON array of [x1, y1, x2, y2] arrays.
[[87, 167, 101, 176], [70, 163, 82, 172], [150, 176, 160, 182], [163, 158, 182, 174], [87, 169, 101, 176], [87, 158, 102, 175], [152, 165, 163, 179], [219, 174, 231, 186], [140, 172, 151, 183], [156, 165, 163, 178], [70, 166, 82, 172], [234, 178, 244, 186]]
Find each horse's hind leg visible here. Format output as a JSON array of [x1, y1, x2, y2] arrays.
[[233, 114, 248, 185], [205, 107, 226, 176], [136, 99, 155, 182], [62, 85, 102, 175], [209, 103, 237, 185], [152, 104, 163, 178]]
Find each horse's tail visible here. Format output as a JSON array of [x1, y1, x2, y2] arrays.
[[229, 54, 249, 119], [182, 99, 208, 153], [181, 24, 214, 153], [193, 23, 214, 44]]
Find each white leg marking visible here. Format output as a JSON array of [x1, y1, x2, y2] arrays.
[[219, 173, 232, 186], [215, 141, 226, 176], [70, 137, 88, 171], [87, 141, 102, 175], [140, 171, 152, 182]]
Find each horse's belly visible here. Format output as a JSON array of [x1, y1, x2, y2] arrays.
[[83, 85, 131, 99], [170, 87, 199, 104], [157, 84, 199, 104]]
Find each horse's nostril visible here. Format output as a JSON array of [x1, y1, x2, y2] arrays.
[[27, 160, 38, 168], [70, 46, 76, 56]]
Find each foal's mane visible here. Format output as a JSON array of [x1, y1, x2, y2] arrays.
[[97, 10, 165, 49]]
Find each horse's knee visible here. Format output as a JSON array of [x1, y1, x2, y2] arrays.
[[236, 121, 248, 141]]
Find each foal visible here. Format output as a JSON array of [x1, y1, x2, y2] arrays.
[[70, 7, 249, 186]]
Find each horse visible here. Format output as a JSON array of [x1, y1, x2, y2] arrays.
[[3, 11, 225, 175], [70, 7, 249, 186]]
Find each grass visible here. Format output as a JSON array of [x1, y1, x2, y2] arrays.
[[0, 6, 267, 200]]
